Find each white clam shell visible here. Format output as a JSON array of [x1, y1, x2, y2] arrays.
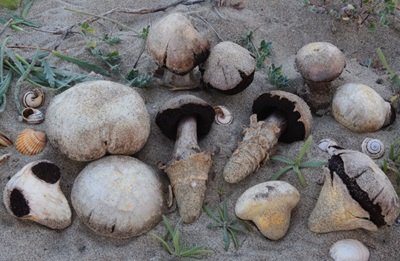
[[329, 239, 370, 261], [214, 105, 233, 125], [361, 138, 384, 159]]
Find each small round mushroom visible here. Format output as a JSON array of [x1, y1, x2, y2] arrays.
[[46, 80, 150, 161], [156, 95, 215, 223], [235, 181, 300, 240], [329, 239, 370, 261], [71, 156, 164, 238], [223, 90, 312, 183], [202, 41, 256, 94], [147, 13, 209, 89], [308, 149, 400, 233], [3, 160, 71, 230], [332, 83, 395, 133], [295, 42, 346, 111]]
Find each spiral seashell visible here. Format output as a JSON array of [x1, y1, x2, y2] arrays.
[[361, 138, 384, 159], [21, 88, 45, 108], [15, 129, 47, 156], [0, 131, 12, 147], [329, 239, 370, 261], [214, 105, 233, 125], [19, 107, 45, 124]]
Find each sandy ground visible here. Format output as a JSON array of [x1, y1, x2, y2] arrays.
[[0, 0, 400, 260]]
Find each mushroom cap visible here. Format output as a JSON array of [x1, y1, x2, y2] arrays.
[[71, 156, 164, 238], [3, 160, 71, 230], [202, 41, 256, 94], [46, 80, 150, 161], [146, 13, 210, 75], [295, 42, 346, 82], [252, 90, 312, 143], [332, 83, 395, 133], [235, 181, 300, 240], [329, 239, 370, 261], [156, 95, 215, 140]]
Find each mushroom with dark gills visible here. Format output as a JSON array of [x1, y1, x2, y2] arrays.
[[3, 160, 71, 230], [308, 149, 400, 233], [223, 90, 312, 183], [156, 95, 215, 223], [71, 156, 164, 238], [295, 42, 346, 111], [235, 181, 300, 240], [146, 13, 209, 89], [202, 41, 256, 95], [332, 83, 395, 133]]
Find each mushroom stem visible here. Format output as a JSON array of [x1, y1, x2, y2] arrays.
[[172, 116, 200, 161], [304, 80, 334, 111]]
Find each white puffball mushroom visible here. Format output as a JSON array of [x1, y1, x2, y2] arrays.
[[329, 239, 370, 261], [71, 156, 164, 238], [3, 160, 71, 230], [46, 80, 150, 161]]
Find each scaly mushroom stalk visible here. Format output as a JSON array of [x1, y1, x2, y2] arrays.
[[172, 117, 200, 161], [303, 80, 333, 110]]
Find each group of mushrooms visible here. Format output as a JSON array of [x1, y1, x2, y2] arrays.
[[0, 11, 399, 260]]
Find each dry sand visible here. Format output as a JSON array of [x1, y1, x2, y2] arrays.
[[0, 0, 400, 260]]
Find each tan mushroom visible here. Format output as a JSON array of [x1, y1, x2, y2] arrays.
[[235, 181, 300, 240]]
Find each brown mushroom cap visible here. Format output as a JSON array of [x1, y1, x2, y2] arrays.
[[156, 95, 215, 140], [295, 42, 346, 82], [146, 13, 209, 75], [252, 91, 312, 143], [202, 41, 256, 95]]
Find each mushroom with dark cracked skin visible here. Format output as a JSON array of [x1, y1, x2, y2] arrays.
[[295, 42, 346, 112], [156, 95, 215, 223], [147, 13, 210, 90], [202, 41, 256, 95], [223, 91, 312, 183]]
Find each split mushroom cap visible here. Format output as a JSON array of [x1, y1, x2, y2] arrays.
[[295, 42, 346, 83], [147, 13, 210, 75], [156, 95, 215, 140], [332, 83, 395, 133], [252, 90, 312, 143], [46, 80, 150, 161], [202, 41, 256, 95], [3, 160, 71, 230], [308, 149, 400, 233], [235, 181, 300, 240], [71, 156, 164, 238]]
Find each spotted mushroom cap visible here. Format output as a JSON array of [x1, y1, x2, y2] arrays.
[[295, 42, 346, 82], [252, 90, 312, 143], [332, 83, 395, 133], [308, 149, 400, 233], [155, 95, 215, 140], [3, 160, 71, 230], [202, 41, 256, 95], [71, 156, 164, 238], [146, 13, 210, 75]]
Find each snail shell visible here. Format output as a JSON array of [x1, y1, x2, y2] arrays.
[[361, 138, 384, 159], [21, 88, 45, 108], [318, 138, 340, 155], [329, 239, 370, 261], [15, 129, 47, 156], [19, 107, 45, 124], [214, 105, 233, 125], [0, 131, 12, 147]]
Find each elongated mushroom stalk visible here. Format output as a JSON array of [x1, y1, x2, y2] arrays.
[[224, 91, 312, 183], [156, 95, 215, 223]]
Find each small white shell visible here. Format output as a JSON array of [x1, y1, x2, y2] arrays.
[[214, 105, 233, 125], [21, 89, 45, 108], [318, 138, 338, 155], [361, 138, 384, 159], [19, 108, 45, 124], [329, 239, 370, 261]]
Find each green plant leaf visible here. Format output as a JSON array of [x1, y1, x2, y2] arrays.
[[294, 165, 306, 186], [271, 155, 295, 165], [295, 135, 313, 165], [300, 160, 326, 168], [102, 34, 121, 45], [161, 215, 174, 237], [172, 227, 181, 254], [228, 228, 239, 250], [150, 233, 173, 255], [42, 59, 56, 88], [179, 246, 213, 258], [270, 165, 293, 181], [52, 51, 110, 76]]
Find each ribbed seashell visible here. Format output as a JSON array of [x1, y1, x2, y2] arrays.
[[19, 108, 44, 124], [0, 131, 12, 147], [21, 88, 45, 108], [214, 105, 233, 125], [329, 239, 370, 261], [15, 129, 46, 156], [361, 138, 384, 159]]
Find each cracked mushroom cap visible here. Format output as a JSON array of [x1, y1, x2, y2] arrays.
[[295, 42, 346, 82], [46, 80, 150, 161], [146, 13, 210, 75], [71, 156, 164, 238], [3, 160, 71, 230], [332, 83, 396, 133], [308, 149, 400, 233], [235, 181, 300, 240], [155, 95, 215, 140], [202, 41, 256, 95], [252, 90, 312, 143]]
